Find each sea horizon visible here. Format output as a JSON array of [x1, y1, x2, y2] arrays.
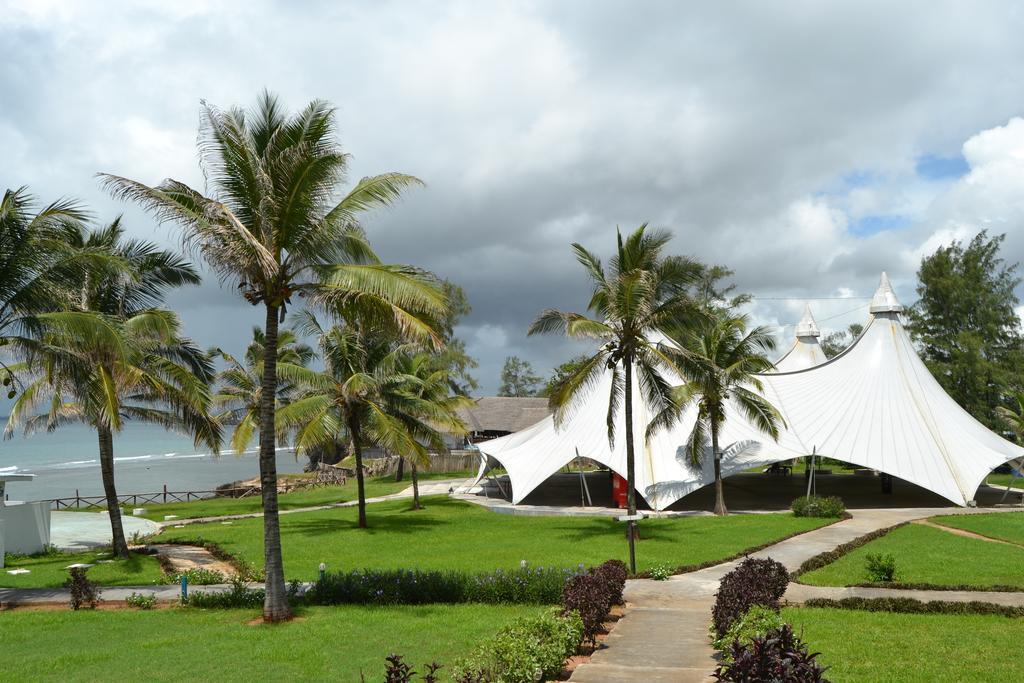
[[0, 420, 307, 503]]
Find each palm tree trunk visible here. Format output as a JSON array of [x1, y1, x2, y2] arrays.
[[259, 303, 290, 622], [711, 419, 728, 516], [411, 462, 420, 510], [97, 425, 129, 559], [394, 453, 404, 482], [623, 357, 638, 573], [348, 415, 368, 528]]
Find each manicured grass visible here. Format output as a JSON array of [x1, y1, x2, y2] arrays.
[[0, 604, 541, 682], [0, 549, 164, 589], [136, 471, 471, 521], [985, 473, 1024, 489], [156, 496, 832, 579], [799, 523, 1024, 589], [932, 511, 1024, 546], [784, 607, 1024, 682]]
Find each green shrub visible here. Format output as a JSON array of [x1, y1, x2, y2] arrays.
[[125, 592, 156, 610], [650, 564, 672, 581], [162, 568, 228, 586], [864, 552, 897, 582], [791, 495, 845, 518], [305, 566, 583, 606], [712, 604, 786, 655], [712, 557, 789, 638], [185, 576, 264, 609], [452, 608, 583, 683]]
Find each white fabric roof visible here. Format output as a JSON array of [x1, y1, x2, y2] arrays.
[[478, 274, 1024, 509], [774, 305, 827, 372]]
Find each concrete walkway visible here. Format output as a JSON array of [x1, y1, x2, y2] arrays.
[[569, 506, 1023, 682], [50, 511, 159, 551]]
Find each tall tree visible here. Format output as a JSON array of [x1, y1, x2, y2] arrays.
[[431, 282, 479, 396], [497, 356, 542, 397], [654, 312, 784, 516], [0, 188, 89, 389], [529, 225, 702, 571], [6, 219, 218, 556], [820, 323, 863, 358], [380, 351, 471, 510], [906, 231, 1024, 430], [213, 327, 313, 455], [101, 92, 445, 621], [540, 354, 592, 397]]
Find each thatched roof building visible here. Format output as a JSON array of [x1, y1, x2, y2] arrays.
[[458, 396, 551, 442]]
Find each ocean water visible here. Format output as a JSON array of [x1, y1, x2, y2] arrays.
[[0, 421, 306, 503]]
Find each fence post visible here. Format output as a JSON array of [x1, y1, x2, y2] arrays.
[[75, 489, 80, 509], [164, 484, 168, 503]]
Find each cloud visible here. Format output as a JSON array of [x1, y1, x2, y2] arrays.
[[3, 1, 1024, 392]]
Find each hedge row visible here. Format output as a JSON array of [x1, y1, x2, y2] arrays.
[[803, 596, 1024, 618]]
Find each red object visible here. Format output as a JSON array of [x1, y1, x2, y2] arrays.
[[611, 473, 628, 508]]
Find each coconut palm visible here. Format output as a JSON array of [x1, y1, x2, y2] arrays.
[[654, 312, 784, 516], [6, 309, 219, 557], [100, 91, 445, 621], [6, 219, 218, 556], [997, 392, 1024, 442], [383, 351, 471, 510], [213, 327, 313, 455], [0, 187, 90, 389], [528, 225, 703, 571]]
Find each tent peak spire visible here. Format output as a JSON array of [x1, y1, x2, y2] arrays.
[[794, 304, 821, 338], [869, 271, 904, 314]]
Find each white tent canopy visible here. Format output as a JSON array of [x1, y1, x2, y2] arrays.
[[477, 273, 1024, 509], [773, 304, 827, 372]]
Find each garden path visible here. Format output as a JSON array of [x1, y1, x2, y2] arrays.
[[147, 544, 237, 577], [569, 506, 1022, 683]]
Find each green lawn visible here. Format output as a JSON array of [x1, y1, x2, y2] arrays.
[[932, 511, 1024, 546], [0, 604, 540, 682], [985, 473, 1024, 489], [0, 549, 164, 589], [136, 471, 471, 521], [784, 607, 1024, 682], [156, 496, 833, 578], [799, 523, 1024, 589]]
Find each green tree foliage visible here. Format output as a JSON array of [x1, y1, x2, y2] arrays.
[[656, 311, 784, 516], [102, 91, 444, 621], [905, 231, 1024, 430], [820, 323, 863, 358], [431, 281, 479, 395], [497, 356, 542, 397], [529, 224, 703, 570], [540, 355, 591, 397]]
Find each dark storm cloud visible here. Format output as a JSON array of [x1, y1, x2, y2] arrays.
[[3, 1, 1024, 392]]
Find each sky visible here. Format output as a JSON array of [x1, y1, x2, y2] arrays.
[[3, 0, 1024, 394]]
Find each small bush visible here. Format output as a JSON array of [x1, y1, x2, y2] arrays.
[[162, 568, 228, 586], [185, 576, 264, 609], [383, 654, 439, 682], [712, 604, 786, 654], [67, 567, 100, 610], [650, 564, 672, 581], [452, 608, 583, 683], [714, 624, 830, 682], [712, 557, 789, 638], [864, 552, 897, 582], [594, 559, 628, 604], [791, 495, 845, 518], [125, 592, 157, 610]]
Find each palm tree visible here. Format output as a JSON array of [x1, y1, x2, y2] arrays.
[[0, 188, 89, 389], [528, 225, 702, 571], [655, 312, 784, 516], [278, 312, 411, 527], [5, 219, 218, 556], [101, 91, 446, 621], [997, 392, 1024, 442], [382, 352, 471, 510], [213, 327, 313, 455], [7, 309, 219, 557]]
